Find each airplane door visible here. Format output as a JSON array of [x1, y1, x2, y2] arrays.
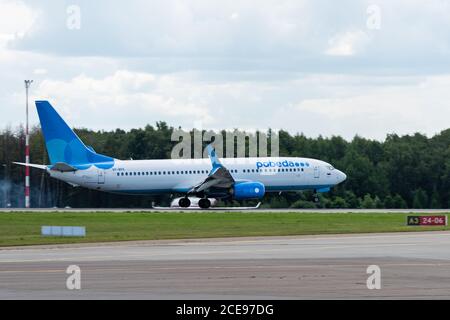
[[314, 166, 320, 178], [98, 170, 105, 184]]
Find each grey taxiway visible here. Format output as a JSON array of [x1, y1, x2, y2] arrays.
[[1, 231, 450, 299]]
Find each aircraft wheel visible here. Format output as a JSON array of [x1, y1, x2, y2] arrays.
[[179, 197, 191, 208], [311, 190, 319, 203], [198, 198, 211, 209]]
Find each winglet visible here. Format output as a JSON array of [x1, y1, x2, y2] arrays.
[[207, 144, 223, 171]]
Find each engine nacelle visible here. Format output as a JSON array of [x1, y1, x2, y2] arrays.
[[233, 182, 265, 200]]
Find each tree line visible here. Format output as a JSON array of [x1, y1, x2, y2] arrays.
[[0, 123, 449, 209]]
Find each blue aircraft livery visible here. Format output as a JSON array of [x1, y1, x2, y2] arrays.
[[14, 101, 347, 209], [256, 160, 310, 169]]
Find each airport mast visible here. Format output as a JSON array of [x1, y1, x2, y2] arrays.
[[24, 80, 33, 208]]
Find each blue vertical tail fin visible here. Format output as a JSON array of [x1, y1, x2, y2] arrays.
[[35, 101, 114, 169]]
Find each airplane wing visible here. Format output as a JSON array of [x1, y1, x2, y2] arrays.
[[188, 145, 235, 196]]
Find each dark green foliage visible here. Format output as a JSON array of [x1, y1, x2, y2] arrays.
[[0, 124, 449, 209]]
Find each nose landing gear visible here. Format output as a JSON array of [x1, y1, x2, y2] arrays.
[[312, 190, 319, 203]]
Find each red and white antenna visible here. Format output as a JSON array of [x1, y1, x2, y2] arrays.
[[24, 80, 33, 208]]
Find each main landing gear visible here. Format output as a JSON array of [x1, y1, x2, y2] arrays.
[[178, 197, 211, 209], [198, 198, 211, 209], [178, 197, 191, 208]]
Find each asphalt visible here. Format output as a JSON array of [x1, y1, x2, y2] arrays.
[[1, 231, 450, 299], [0, 208, 449, 213]]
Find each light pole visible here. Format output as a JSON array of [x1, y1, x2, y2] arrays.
[[24, 80, 33, 208]]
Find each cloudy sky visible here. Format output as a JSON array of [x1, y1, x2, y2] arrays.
[[1, 0, 449, 140]]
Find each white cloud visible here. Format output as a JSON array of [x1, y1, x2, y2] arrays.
[[34, 70, 214, 129], [0, 1, 37, 48], [1, 1, 450, 141], [292, 75, 450, 139], [230, 12, 239, 20], [33, 68, 47, 75], [325, 30, 370, 56]]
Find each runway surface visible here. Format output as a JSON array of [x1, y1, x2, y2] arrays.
[[1, 231, 450, 299], [1, 208, 449, 213]]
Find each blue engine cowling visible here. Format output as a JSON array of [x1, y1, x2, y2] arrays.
[[233, 182, 265, 200]]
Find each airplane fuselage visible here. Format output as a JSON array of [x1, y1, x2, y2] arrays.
[[49, 157, 347, 195]]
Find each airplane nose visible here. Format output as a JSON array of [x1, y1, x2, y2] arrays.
[[337, 170, 347, 183]]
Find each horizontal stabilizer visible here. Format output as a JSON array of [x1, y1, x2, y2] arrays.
[[13, 162, 47, 170], [50, 162, 78, 172]]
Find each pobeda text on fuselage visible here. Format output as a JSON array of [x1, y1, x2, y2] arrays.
[[14, 101, 347, 209]]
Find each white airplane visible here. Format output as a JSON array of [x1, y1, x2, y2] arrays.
[[15, 101, 347, 209]]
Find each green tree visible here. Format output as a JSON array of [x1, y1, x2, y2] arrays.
[[392, 194, 408, 208], [330, 196, 348, 208], [361, 194, 375, 209], [412, 189, 429, 209], [430, 190, 441, 209], [290, 200, 316, 209], [343, 191, 360, 208], [383, 195, 394, 208], [373, 196, 383, 209]]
